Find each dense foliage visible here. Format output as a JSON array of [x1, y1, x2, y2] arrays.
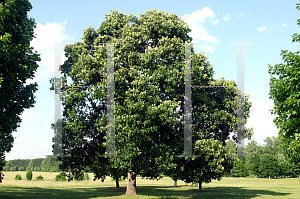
[[3, 156, 64, 172], [0, 0, 40, 174], [226, 136, 297, 178], [49, 8, 253, 194]]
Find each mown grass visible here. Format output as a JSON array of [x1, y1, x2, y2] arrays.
[[0, 171, 300, 198]]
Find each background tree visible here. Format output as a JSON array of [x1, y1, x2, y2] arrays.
[[280, 161, 293, 178], [258, 154, 280, 178], [246, 153, 261, 177], [225, 139, 237, 157], [28, 158, 44, 169], [268, 3, 300, 177], [50, 9, 253, 195], [41, 156, 61, 172], [0, 0, 40, 175], [231, 158, 248, 177], [176, 133, 235, 191]]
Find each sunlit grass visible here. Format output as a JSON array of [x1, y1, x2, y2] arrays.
[[1, 171, 300, 198]]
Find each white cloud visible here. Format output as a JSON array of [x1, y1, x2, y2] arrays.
[[223, 14, 230, 21], [200, 44, 215, 52], [256, 26, 266, 32], [238, 13, 244, 17], [212, 19, 218, 25], [245, 99, 280, 146], [266, 25, 274, 33], [26, 20, 72, 85], [282, 23, 287, 27], [180, 6, 218, 24], [19, 108, 35, 125], [179, 7, 220, 52]]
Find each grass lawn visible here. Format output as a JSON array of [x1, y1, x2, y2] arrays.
[[0, 171, 300, 198]]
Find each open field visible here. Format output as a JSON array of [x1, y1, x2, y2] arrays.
[[0, 171, 300, 198]]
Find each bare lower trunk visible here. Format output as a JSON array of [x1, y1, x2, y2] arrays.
[[199, 182, 202, 191], [116, 178, 119, 188], [125, 166, 137, 195], [174, 180, 177, 186]]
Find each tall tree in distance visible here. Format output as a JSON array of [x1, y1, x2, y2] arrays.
[[0, 0, 40, 181], [268, 3, 300, 176]]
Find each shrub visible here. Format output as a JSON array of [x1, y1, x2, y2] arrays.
[[55, 171, 66, 181], [36, 175, 44, 181], [14, 174, 22, 180], [26, 170, 33, 181]]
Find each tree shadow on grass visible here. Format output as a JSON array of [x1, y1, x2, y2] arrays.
[[137, 185, 292, 199], [0, 185, 292, 199]]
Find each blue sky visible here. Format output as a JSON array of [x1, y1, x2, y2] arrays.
[[5, 0, 300, 161]]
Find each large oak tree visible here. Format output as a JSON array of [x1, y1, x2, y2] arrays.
[[51, 9, 253, 195]]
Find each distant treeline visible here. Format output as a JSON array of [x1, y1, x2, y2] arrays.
[[3, 156, 63, 172]]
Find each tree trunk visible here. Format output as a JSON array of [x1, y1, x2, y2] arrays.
[[199, 182, 202, 191], [174, 180, 177, 186], [116, 178, 119, 188], [125, 166, 137, 195]]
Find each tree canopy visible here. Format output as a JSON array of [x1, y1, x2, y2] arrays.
[[50, 8, 253, 194], [0, 0, 40, 180]]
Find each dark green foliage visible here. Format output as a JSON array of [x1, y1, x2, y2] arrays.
[[28, 158, 44, 168], [280, 161, 293, 177], [55, 171, 67, 181], [0, 0, 41, 172], [232, 158, 249, 177], [14, 174, 22, 180], [4, 159, 30, 171], [246, 153, 261, 177], [74, 170, 85, 181], [41, 156, 61, 172], [36, 175, 43, 181], [175, 134, 235, 191], [26, 170, 32, 181], [259, 154, 280, 178]]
